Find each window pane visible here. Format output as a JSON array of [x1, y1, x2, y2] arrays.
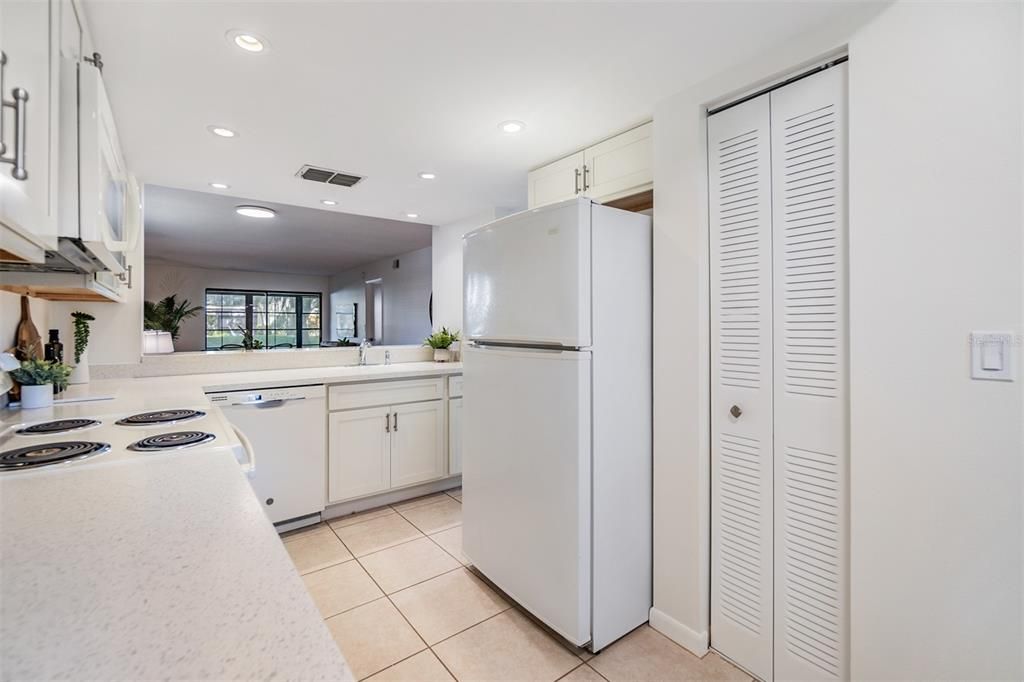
[[302, 330, 321, 346], [206, 331, 223, 348], [268, 295, 294, 313], [220, 330, 245, 347], [302, 296, 320, 313], [206, 313, 217, 330], [252, 294, 267, 312], [269, 331, 296, 347], [302, 313, 320, 330]]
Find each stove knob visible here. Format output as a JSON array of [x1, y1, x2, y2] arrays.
[[266, 498, 274, 506]]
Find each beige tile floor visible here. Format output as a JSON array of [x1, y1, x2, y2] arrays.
[[283, 488, 753, 682]]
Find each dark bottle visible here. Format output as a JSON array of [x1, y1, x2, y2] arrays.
[[44, 329, 64, 363]]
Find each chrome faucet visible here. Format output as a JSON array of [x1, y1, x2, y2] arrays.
[[359, 339, 372, 366]]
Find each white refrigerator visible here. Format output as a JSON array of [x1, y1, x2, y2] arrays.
[[461, 198, 652, 652]]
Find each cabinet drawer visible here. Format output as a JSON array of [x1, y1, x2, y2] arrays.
[[329, 378, 444, 411], [448, 375, 463, 398]]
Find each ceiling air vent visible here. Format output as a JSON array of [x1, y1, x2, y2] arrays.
[[297, 165, 364, 188]]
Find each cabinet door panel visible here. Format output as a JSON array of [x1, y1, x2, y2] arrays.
[[448, 397, 462, 475], [328, 406, 391, 503], [583, 122, 651, 202], [391, 400, 445, 488], [527, 151, 583, 208], [0, 0, 58, 252]]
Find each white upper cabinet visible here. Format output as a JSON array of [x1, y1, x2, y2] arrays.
[[0, 0, 61, 262], [526, 122, 652, 209], [527, 151, 584, 209], [582, 122, 652, 202]]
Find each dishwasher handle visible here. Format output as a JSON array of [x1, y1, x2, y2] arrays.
[[231, 423, 256, 475], [237, 396, 307, 408]]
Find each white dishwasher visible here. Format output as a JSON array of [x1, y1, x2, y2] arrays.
[[208, 384, 326, 530]]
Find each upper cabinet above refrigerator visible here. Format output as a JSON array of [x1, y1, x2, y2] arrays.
[[527, 122, 652, 209], [0, 0, 61, 263]]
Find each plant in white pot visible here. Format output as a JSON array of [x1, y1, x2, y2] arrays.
[[424, 327, 460, 362], [10, 357, 72, 409], [69, 311, 95, 384]]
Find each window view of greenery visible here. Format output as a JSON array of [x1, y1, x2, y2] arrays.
[[205, 290, 321, 350]]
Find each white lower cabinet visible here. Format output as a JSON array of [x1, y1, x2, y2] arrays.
[[448, 397, 462, 475], [328, 406, 391, 502], [327, 391, 446, 504], [390, 400, 445, 488]]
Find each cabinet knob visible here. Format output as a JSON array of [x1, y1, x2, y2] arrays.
[[730, 405, 742, 419]]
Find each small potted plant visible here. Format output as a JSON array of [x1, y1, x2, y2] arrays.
[[69, 311, 95, 384], [10, 357, 72, 409], [237, 326, 264, 351], [425, 327, 460, 362]]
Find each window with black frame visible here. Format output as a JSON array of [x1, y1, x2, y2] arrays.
[[205, 289, 321, 350]]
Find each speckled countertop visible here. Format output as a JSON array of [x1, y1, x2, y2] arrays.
[[0, 361, 461, 680]]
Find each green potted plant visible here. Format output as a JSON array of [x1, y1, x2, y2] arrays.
[[10, 357, 72, 409], [69, 311, 95, 384], [424, 327, 460, 362], [143, 294, 202, 341], [236, 326, 264, 351]]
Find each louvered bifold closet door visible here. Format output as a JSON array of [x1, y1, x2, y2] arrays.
[[770, 63, 848, 682], [709, 95, 774, 682]]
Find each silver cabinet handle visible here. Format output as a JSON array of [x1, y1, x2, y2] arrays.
[[0, 84, 28, 181], [0, 52, 6, 157], [385, 413, 390, 433], [393, 412, 398, 431], [574, 167, 581, 194], [582, 164, 590, 192], [730, 405, 742, 419]]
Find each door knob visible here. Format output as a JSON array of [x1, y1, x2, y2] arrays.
[[730, 405, 742, 419]]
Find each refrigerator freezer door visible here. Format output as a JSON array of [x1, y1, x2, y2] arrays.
[[463, 199, 591, 347], [461, 344, 592, 646]]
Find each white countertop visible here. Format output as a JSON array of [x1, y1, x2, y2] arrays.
[[1, 360, 463, 426], [0, 360, 461, 680]]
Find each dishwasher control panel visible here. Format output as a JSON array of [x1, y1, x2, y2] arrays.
[[206, 384, 324, 407]]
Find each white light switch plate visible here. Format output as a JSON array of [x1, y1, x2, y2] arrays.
[[970, 332, 1014, 381]]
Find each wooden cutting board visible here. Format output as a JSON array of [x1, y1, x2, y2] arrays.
[[14, 295, 42, 360]]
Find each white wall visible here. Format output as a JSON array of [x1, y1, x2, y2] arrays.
[[650, 1, 1022, 679], [847, 4, 1021, 678], [431, 209, 503, 333], [144, 259, 330, 352], [329, 246, 432, 345]]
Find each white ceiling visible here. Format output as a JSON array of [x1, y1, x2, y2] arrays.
[[84, 1, 875, 227], [144, 185, 432, 276]]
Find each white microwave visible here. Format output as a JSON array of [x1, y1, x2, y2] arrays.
[[62, 61, 138, 273]]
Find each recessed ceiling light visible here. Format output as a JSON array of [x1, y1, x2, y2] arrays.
[[226, 29, 269, 53], [418, 172, 437, 180], [209, 182, 230, 190], [235, 205, 276, 219], [405, 212, 419, 219], [499, 120, 526, 134], [321, 199, 337, 206], [208, 125, 237, 138]]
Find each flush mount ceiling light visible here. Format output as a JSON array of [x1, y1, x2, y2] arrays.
[[320, 199, 337, 206], [207, 125, 237, 138], [235, 205, 276, 219], [226, 29, 269, 53], [405, 212, 419, 219], [209, 182, 230, 190], [418, 172, 437, 180], [499, 120, 526, 134]]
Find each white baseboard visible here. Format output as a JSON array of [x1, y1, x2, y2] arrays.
[[649, 607, 709, 657]]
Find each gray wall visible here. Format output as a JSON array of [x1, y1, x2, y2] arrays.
[[329, 246, 432, 345], [144, 258, 331, 352]]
